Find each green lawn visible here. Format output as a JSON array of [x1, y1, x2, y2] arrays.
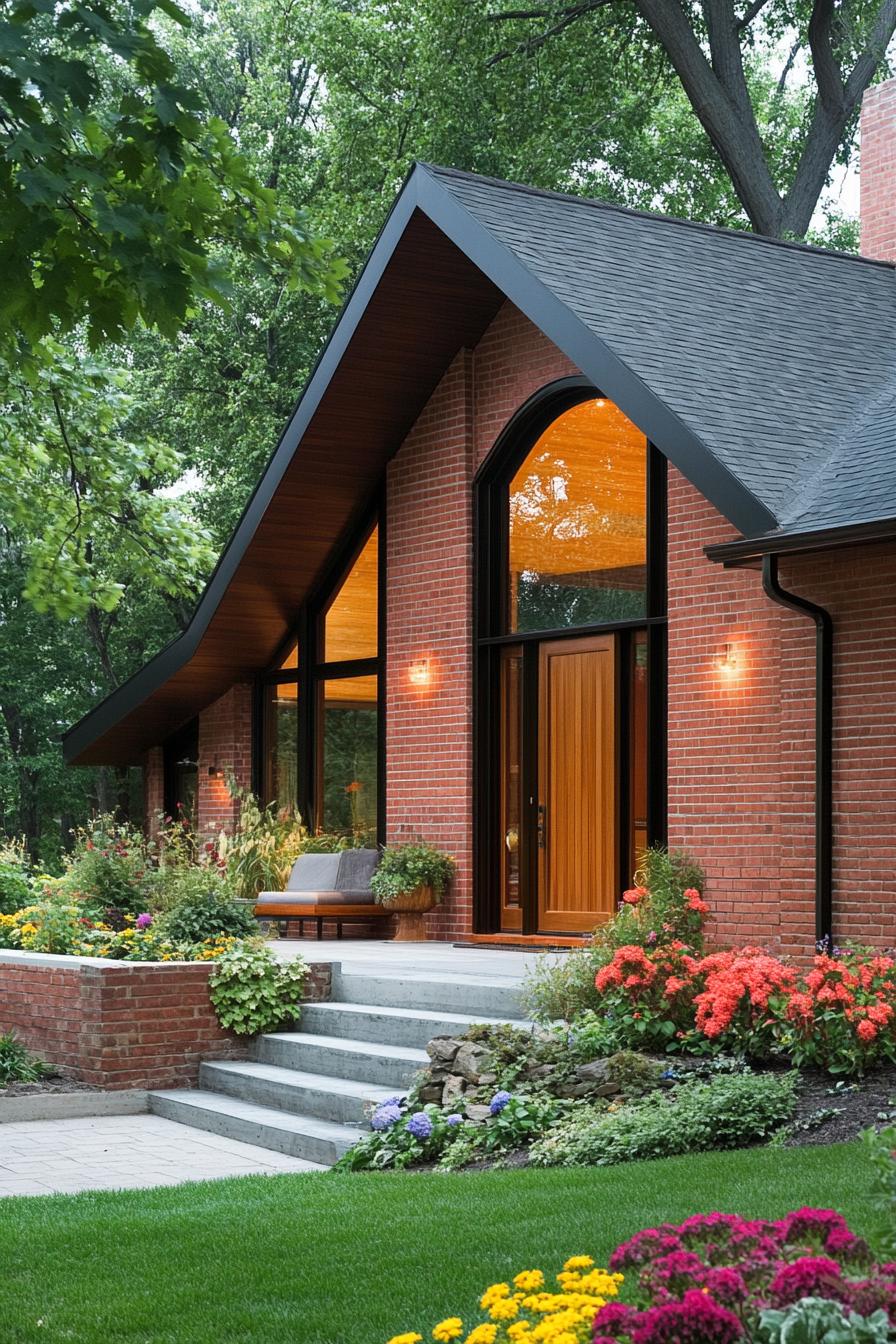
[[0, 1143, 883, 1344]]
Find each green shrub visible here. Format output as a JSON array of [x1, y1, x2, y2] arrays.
[[0, 1031, 48, 1084], [58, 815, 157, 916], [529, 1070, 796, 1167], [757, 1297, 893, 1344], [0, 838, 33, 915], [523, 846, 706, 1022], [208, 941, 307, 1035], [369, 841, 456, 906], [155, 873, 256, 944]]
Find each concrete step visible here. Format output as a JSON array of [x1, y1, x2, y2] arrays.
[[331, 969, 526, 1019], [254, 1031, 428, 1087], [148, 1089, 358, 1167], [199, 1059, 398, 1125], [300, 1000, 529, 1050]]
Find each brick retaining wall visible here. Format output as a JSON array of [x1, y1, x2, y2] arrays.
[[0, 951, 331, 1090]]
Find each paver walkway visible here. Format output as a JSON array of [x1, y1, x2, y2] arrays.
[[0, 1112, 322, 1196]]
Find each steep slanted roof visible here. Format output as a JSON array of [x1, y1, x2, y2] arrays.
[[65, 163, 896, 765]]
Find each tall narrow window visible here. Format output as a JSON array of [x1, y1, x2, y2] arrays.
[[262, 679, 299, 811], [314, 523, 381, 843], [476, 383, 664, 937], [322, 528, 378, 662]]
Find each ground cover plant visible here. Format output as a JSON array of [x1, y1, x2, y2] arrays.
[[0, 1143, 883, 1344]]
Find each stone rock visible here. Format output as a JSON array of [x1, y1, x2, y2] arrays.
[[478, 1072, 498, 1086], [426, 1036, 461, 1066], [453, 1041, 493, 1084], [417, 1082, 444, 1104], [526, 1063, 557, 1080], [464, 1103, 493, 1124], [575, 1058, 613, 1084], [441, 1074, 467, 1107]]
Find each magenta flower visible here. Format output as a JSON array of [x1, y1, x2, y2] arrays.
[[135, 913, 153, 930], [630, 1291, 744, 1344], [768, 1256, 845, 1307]]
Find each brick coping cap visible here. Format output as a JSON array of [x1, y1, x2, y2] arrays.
[[0, 948, 329, 972]]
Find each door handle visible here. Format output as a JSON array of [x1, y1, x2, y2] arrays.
[[537, 803, 547, 849]]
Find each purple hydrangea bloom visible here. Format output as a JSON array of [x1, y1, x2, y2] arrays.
[[370, 1103, 402, 1132], [405, 1111, 433, 1140], [445, 1113, 463, 1127], [135, 912, 153, 930], [490, 1090, 511, 1115]]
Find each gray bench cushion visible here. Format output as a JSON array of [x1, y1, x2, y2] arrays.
[[335, 848, 380, 890], [256, 889, 377, 907], [285, 853, 341, 892]]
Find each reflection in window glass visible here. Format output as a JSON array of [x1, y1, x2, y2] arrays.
[[508, 398, 647, 632], [322, 528, 378, 662], [320, 675, 378, 843], [263, 681, 299, 811], [277, 641, 298, 671]]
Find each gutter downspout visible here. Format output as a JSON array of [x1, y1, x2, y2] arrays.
[[761, 555, 834, 949]]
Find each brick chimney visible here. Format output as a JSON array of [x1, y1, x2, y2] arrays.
[[860, 79, 896, 261]]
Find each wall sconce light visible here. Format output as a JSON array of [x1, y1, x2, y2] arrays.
[[208, 764, 224, 779], [408, 658, 431, 687], [714, 643, 738, 677]]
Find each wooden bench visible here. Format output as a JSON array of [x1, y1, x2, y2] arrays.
[[254, 849, 390, 939]]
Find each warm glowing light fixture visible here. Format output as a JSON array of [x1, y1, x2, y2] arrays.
[[714, 642, 738, 676], [408, 658, 431, 687], [208, 764, 225, 779]]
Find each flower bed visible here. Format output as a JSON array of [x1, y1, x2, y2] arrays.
[[385, 1209, 896, 1344]]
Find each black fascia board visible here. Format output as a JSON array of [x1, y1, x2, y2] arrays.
[[706, 515, 896, 566], [65, 161, 778, 763]]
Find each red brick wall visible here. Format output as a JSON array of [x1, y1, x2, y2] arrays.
[[196, 684, 252, 840], [667, 471, 896, 955], [385, 304, 575, 938], [861, 78, 896, 262], [666, 469, 816, 956], [0, 953, 331, 1089]]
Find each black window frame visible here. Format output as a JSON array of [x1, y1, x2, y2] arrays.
[[473, 376, 667, 934], [253, 493, 386, 843]]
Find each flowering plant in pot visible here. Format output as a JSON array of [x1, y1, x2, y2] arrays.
[[369, 841, 456, 941]]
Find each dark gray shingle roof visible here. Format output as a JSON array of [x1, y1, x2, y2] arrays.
[[426, 164, 896, 541]]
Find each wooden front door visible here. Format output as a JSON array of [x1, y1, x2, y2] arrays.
[[537, 635, 617, 933]]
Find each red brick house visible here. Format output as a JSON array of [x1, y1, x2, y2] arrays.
[[65, 87, 896, 955]]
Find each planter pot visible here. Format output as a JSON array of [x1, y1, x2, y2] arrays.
[[383, 886, 436, 942]]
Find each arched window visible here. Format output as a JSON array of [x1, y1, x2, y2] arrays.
[[476, 381, 665, 937]]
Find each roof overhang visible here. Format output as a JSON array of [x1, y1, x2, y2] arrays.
[[706, 515, 896, 567], [66, 163, 781, 766]]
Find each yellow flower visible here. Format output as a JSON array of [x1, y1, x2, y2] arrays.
[[479, 1284, 510, 1309], [464, 1328, 497, 1344], [513, 1271, 544, 1293], [507, 1325, 533, 1340], [386, 1334, 423, 1344], [489, 1297, 519, 1322], [561, 1257, 593, 1272], [432, 1321, 463, 1342]]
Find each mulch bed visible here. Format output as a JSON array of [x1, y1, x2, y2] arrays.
[[786, 1066, 896, 1146], [0, 1075, 101, 1098]]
